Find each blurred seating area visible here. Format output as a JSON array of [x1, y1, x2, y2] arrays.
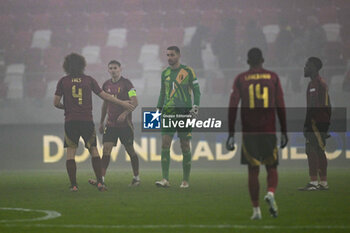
[[0, 0, 349, 100]]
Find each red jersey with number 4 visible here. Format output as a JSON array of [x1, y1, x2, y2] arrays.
[[228, 68, 287, 134], [55, 74, 102, 122], [102, 77, 135, 128]]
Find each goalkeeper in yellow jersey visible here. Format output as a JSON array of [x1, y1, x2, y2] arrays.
[[155, 46, 201, 188]]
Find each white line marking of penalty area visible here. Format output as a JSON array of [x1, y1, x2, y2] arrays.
[[0, 208, 61, 223], [2, 224, 350, 229]]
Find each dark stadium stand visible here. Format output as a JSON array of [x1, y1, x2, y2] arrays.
[[0, 0, 349, 99]]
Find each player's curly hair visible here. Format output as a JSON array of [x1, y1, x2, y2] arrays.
[[63, 53, 86, 76]]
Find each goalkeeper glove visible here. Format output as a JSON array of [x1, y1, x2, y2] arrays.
[[226, 134, 235, 151], [189, 105, 199, 118]]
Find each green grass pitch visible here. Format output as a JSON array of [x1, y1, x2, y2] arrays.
[[0, 168, 349, 233]]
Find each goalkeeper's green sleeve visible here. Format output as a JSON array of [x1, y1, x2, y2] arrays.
[[193, 84, 200, 106]]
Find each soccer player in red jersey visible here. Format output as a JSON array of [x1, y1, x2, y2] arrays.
[[298, 57, 331, 191], [226, 48, 288, 219], [88, 60, 139, 187], [54, 53, 135, 192]]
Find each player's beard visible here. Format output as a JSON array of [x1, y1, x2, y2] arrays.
[[304, 72, 310, 78], [168, 59, 175, 66], [168, 58, 178, 66]]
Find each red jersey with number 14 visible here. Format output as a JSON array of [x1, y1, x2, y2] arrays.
[[55, 74, 102, 122], [228, 68, 287, 134]]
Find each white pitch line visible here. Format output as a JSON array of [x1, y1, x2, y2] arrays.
[[0, 208, 61, 223], [2, 223, 350, 230]]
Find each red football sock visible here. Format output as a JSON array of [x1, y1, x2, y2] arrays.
[[101, 154, 111, 177], [248, 165, 260, 207], [266, 165, 278, 193], [66, 159, 77, 186], [318, 151, 328, 181], [306, 146, 319, 181], [91, 157, 103, 183]]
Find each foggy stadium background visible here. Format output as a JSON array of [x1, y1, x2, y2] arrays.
[[0, 0, 349, 169]]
